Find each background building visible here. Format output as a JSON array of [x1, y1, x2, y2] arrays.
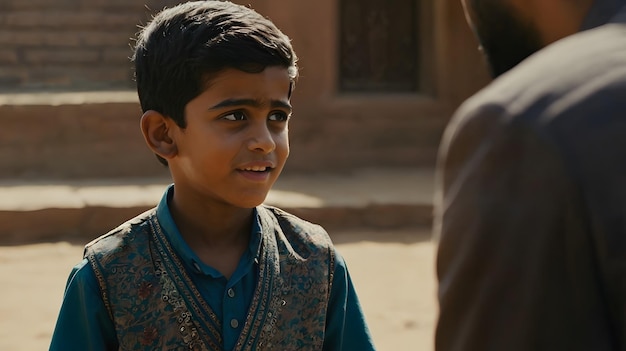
[[0, 0, 490, 179]]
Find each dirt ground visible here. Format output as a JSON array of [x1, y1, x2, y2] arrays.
[[0, 228, 436, 351]]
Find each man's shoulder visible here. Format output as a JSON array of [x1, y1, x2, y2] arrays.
[[443, 22, 626, 178], [475, 23, 626, 110], [84, 208, 156, 261], [457, 22, 626, 133]]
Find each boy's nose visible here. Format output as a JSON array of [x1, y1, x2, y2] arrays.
[[247, 123, 276, 154]]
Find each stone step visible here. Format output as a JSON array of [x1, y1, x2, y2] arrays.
[[0, 90, 167, 179], [0, 168, 434, 244]]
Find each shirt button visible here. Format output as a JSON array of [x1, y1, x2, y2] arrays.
[[230, 319, 239, 329], [227, 288, 235, 298]]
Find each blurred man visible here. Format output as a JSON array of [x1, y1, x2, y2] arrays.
[[435, 0, 626, 350]]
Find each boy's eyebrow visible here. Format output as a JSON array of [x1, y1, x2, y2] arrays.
[[208, 98, 292, 111]]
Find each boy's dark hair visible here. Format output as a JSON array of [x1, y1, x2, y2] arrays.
[[132, 0, 298, 165]]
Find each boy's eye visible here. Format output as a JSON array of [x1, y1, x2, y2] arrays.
[[268, 111, 289, 122], [221, 111, 246, 121]]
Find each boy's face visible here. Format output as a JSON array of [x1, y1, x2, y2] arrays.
[[170, 66, 292, 209]]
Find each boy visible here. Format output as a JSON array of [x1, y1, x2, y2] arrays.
[[49, 1, 376, 350]]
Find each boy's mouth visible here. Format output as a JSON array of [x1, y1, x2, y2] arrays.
[[241, 166, 270, 172], [236, 161, 275, 180], [237, 165, 274, 182]]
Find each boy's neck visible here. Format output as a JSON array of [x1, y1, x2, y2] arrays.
[[169, 189, 253, 280], [169, 189, 253, 249]]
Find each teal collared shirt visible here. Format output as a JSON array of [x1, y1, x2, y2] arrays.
[[50, 185, 376, 351]]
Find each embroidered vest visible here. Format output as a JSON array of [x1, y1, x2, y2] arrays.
[[84, 206, 335, 351]]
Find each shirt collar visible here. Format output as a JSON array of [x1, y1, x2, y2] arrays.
[[155, 184, 263, 276]]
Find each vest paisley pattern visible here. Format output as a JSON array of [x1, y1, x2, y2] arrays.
[[84, 206, 335, 351]]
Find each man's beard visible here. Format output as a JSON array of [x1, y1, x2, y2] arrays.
[[471, 0, 544, 78]]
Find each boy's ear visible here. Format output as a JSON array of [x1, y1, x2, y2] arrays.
[[140, 110, 178, 161]]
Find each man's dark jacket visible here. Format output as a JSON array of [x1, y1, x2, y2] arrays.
[[435, 1, 626, 350]]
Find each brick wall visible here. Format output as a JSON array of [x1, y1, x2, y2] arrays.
[[0, 0, 179, 91]]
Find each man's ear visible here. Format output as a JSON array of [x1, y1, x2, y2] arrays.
[[140, 110, 178, 161]]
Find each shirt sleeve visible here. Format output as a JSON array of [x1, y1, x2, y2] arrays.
[[434, 105, 612, 350], [323, 249, 376, 351], [49, 258, 119, 351]]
